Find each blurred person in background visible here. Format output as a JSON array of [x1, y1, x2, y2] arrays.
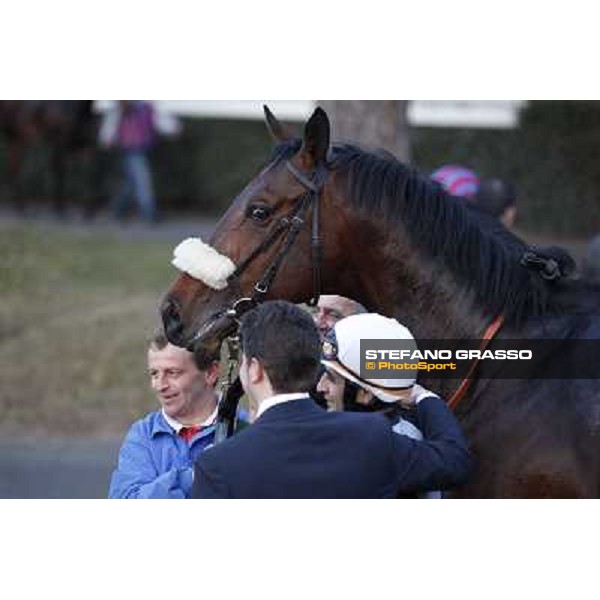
[[109, 330, 220, 499], [475, 178, 518, 229], [432, 165, 518, 229], [99, 101, 179, 224], [430, 164, 479, 198]]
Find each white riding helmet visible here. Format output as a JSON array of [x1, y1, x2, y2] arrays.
[[321, 313, 417, 403]]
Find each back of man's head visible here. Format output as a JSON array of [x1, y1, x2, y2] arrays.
[[239, 300, 321, 394], [475, 178, 517, 218]]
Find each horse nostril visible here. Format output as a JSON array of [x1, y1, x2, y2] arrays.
[[161, 299, 185, 344], [163, 299, 179, 319], [160, 299, 177, 323]]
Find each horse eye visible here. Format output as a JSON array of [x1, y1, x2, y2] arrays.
[[248, 205, 272, 223]]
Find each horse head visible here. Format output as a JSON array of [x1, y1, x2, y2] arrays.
[[161, 106, 352, 361]]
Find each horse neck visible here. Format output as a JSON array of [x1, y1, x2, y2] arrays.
[[337, 219, 491, 341]]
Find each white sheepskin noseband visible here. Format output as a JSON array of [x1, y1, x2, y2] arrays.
[[171, 237, 236, 290]]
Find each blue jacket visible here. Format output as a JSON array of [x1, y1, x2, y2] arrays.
[[109, 411, 216, 499], [192, 396, 472, 498]]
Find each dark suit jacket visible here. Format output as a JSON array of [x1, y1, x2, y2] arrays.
[[192, 396, 471, 498]]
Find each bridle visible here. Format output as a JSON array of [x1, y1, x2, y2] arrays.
[[230, 160, 327, 306], [187, 159, 328, 349], [201, 159, 328, 444]]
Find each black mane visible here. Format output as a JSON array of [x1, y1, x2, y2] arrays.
[[272, 140, 587, 325]]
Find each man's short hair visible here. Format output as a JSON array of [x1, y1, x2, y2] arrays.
[[239, 301, 321, 394], [149, 328, 170, 351], [148, 327, 219, 370]]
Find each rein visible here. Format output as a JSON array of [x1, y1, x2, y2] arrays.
[[447, 314, 504, 411], [213, 336, 243, 444]]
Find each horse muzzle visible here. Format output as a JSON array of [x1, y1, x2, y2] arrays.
[[161, 295, 240, 360], [161, 297, 188, 348]]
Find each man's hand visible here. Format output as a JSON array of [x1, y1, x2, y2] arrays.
[[410, 384, 438, 405]]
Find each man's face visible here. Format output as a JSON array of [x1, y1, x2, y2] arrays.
[[314, 295, 360, 339], [148, 343, 218, 422], [316, 368, 346, 412]]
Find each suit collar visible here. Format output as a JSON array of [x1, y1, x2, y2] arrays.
[[255, 396, 320, 423], [256, 392, 310, 419]]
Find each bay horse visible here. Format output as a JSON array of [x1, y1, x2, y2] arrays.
[[0, 100, 100, 217], [161, 106, 600, 498]]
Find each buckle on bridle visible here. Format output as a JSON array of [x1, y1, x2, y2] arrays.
[[229, 297, 257, 317], [254, 281, 268, 294]]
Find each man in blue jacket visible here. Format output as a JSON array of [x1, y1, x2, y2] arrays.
[[109, 331, 221, 499], [192, 301, 472, 499]]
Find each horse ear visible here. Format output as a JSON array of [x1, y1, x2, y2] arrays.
[[300, 107, 330, 166], [263, 105, 293, 142]]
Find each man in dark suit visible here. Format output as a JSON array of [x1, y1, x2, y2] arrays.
[[192, 301, 471, 499]]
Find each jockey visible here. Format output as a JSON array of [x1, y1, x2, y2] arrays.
[[430, 164, 479, 198], [317, 312, 445, 498]]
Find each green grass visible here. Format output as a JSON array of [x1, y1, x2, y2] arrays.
[[0, 222, 176, 435]]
